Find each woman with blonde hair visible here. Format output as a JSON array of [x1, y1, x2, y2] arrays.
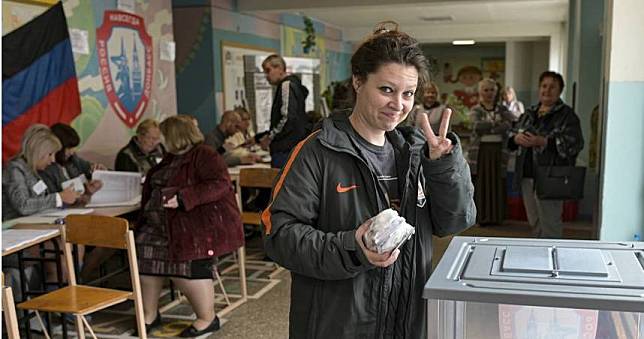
[[2, 124, 80, 220], [501, 86, 525, 119], [404, 81, 449, 131], [135, 115, 243, 337]]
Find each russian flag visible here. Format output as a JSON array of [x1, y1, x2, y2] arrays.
[[2, 1, 81, 162]]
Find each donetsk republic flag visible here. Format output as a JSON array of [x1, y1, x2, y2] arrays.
[[2, 2, 81, 162]]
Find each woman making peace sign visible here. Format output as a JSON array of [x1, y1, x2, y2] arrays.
[[262, 22, 476, 339]]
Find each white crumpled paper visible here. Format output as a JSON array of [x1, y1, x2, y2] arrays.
[[363, 209, 415, 254]]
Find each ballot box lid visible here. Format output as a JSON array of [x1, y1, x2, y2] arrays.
[[423, 237, 644, 313]]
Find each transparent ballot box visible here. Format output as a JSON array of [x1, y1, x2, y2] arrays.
[[424, 237, 644, 339]]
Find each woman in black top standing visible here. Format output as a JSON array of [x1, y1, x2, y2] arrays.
[[507, 71, 583, 238]]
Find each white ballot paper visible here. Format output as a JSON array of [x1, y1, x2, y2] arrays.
[[87, 170, 142, 207], [62, 175, 87, 193], [38, 208, 94, 217]]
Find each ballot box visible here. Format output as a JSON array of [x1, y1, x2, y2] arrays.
[[424, 236, 644, 339]]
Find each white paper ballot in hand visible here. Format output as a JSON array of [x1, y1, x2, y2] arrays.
[[62, 175, 87, 193], [87, 170, 142, 207]]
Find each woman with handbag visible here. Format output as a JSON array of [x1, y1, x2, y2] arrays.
[[507, 71, 584, 238], [135, 115, 243, 337]]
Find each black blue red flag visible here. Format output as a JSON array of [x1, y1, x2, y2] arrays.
[[2, 1, 81, 162]]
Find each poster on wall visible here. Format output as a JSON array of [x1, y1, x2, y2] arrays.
[[221, 41, 274, 111], [96, 10, 153, 128], [434, 57, 505, 129]]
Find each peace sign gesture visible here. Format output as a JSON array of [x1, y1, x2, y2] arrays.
[[416, 107, 454, 160]]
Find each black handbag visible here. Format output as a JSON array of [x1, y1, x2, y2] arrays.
[[535, 163, 586, 200]]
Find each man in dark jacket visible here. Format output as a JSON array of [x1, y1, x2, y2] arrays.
[[259, 54, 311, 168], [204, 109, 260, 166]]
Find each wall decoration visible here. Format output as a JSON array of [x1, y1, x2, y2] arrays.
[[221, 41, 275, 111], [3, 0, 177, 168], [97, 10, 153, 128]]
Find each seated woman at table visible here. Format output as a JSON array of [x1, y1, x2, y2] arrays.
[[135, 115, 243, 337], [39, 123, 104, 204], [2, 124, 80, 221], [114, 118, 166, 174]]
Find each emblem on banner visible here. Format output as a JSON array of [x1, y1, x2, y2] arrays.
[[97, 10, 152, 128]]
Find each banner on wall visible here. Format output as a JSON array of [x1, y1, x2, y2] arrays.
[[96, 10, 153, 128], [2, 2, 81, 162]]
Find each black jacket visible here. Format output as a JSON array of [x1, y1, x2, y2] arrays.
[[114, 137, 165, 174], [268, 74, 310, 154], [262, 113, 476, 338], [507, 99, 584, 190], [40, 155, 92, 192]]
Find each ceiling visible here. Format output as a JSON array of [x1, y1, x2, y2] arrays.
[[240, 0, 569, 43]]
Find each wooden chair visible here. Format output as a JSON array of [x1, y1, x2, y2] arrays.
[[239, 167, 280, 227], [2, 273, 20, 339], [17, 215, 146, 339]]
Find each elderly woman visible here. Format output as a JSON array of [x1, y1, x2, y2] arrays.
[[39, 123, 104, 201], [135, 115, 243, 337], [467, 78, 517, 225], [114, 118, 165, 174], [508, 71, 583, 238], [2, 124, 80, 220]]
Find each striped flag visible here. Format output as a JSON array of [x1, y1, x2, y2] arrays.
[[2, 1, 81, 162]]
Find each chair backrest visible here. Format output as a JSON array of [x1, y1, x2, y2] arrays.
[[65, 214, 129, 249], [2, 273, 20, 339], [239, 167, 280, 189], [61, 215, 146, 336]]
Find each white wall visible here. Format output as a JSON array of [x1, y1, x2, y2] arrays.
[[505, 40, 548, 106], [599, 0, 644, 241]]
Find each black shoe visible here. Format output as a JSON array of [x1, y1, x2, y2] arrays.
[[133, 311, 161, 337], [179, 316, 220, 337]]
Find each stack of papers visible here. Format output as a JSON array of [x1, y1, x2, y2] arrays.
[[2, 229, 59, 254], [87, 170, 142, 207]]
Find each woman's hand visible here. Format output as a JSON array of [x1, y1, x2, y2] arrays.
[[514, 132, 547, 148], [524, 132, 547, 147], [163, 195, 179, 209], [60, 186, 80, 204], [85, 180, 103, 194], [417, 107, 454, 160], [354, 219, 400, 268]]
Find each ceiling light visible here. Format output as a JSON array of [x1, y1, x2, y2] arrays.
[[452, 40, 475, 45]]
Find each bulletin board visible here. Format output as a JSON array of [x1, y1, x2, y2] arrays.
[[220, 41, 275, 111]]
